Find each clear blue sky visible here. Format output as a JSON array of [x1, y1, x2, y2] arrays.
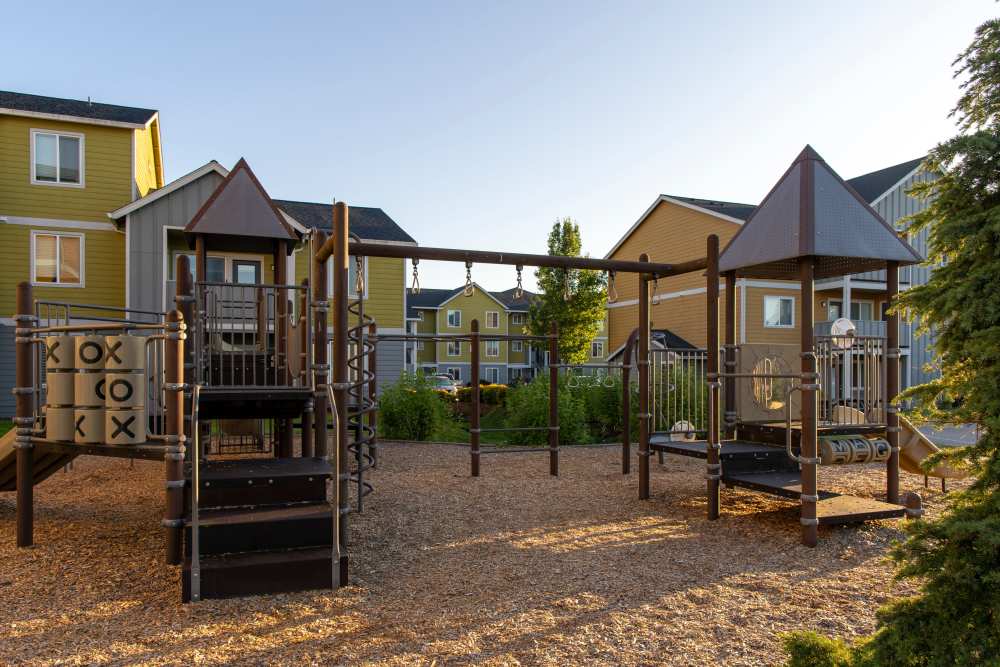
[[6, 1, 994, 290]]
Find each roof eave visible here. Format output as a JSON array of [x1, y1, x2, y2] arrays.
[[0, 106, 152, 129]]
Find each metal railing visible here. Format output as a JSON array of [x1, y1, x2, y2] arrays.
[[193, 281, 311, 389], [650, 348, 709, 437], [816, 334, 887, 426]]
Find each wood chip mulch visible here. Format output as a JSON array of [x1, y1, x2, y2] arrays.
[[0, 442, 963, 666]]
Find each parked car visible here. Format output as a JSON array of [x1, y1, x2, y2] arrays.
[[431, 375, 458, 394]]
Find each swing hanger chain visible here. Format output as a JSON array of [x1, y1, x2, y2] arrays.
[[607, 270, 618, 304], [410, 258, 421, 295], [514, 264, 524, 300], [354, 255, 365, 296], [464, 261, 474, 297]]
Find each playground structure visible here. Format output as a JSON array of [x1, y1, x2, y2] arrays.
[[2, 145, 966, 605]]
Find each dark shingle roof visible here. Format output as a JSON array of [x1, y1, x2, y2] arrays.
[[406, 288, 460, 319], [666, 195, 756, 221], [845, 156, 925, 203], [490, 287, 537, 311], [273, 200, 416, 244], [652, 329, 696, 350], [0, 90, 157, 125]]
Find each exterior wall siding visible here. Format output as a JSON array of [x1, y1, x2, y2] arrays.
[[0, 116, 133, 222], [133, 122, 161, 198], [0, 324, 14, 416], [293, 253, 405, 330], [434, 289, 509, 364], [128, 171, 225, 313]]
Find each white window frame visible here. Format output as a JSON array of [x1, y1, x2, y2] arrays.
[[485, 311, 500, 328], [447, 340, 462, 357], [416, 341, 426, 351], [828, 299, 875, 322], [485, 340, 500, 358], [511, 340, 523, 352], [447, 309, 461, 328], [416, 311, 424, 321], [485, 367, 500, 384], [591, 341, 604, 358], [326, 255, 368, 300], [30, 129, 85, 188], [448, 367, 462, 382], [763, 295, 795, 329], [511, 312, 525, 326], [30, 230, 85, 288]]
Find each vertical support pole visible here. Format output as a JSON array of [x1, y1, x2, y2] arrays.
[[368, 321, 378, 468], [332, 202, 350, 584], [300, 280, 314, 458], [194, 234, 206, 283], [724, 272, 737, 439], [164, 309, 186, 564], [15, 282, 34, 548], [841, 273, 853, 404], [886, 260, 900, 504], [706, 237, 721, 520], [621, 332, 633, 475], [638, 256, 651, 500], [276, 241, 293, 457], [313, 230, 329, 459], [800, 257, 819, 547], [470, 320, 481, 477], [548, 322, 559, 476], [175, 256, 195, 444]]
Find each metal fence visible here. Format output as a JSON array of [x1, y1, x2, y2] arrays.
[[193, 281, 311, 389], [650, 348, 709, 437], [816, 334, 887, 426]]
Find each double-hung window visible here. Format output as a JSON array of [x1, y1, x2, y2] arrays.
[[485, 367, 500, 384], [485, 311, 499, 328], [485, 340, 499, 357], [511, 341, 523, 352], [591, 341, 604, 358], [32, 232, 83, 286], [447, 309, 461, 328], [448, 367, 462, 382], [511, 313, 525, 326], [447, 341, 462, 357], [32, 130, 84, 186], [764, 296, 795, 328]]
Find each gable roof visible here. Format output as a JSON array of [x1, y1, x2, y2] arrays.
[[273, 200, 416, 244], [718, 145, 923, 280], [185, 158, 298, 243], [0, 90, 158, 128], [405, 285, 537, 319], [607, 328, 696, 361], [666, 196, 756, 222], [845, 156, 925, 204], [108, 161, 228, 220], [490, 287, 537, 311]]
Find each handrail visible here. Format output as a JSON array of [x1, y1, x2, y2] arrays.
[[189, 383, 202, 602], [325, 383, 342, 588]]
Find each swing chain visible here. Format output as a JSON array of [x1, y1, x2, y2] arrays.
[[410, 258, 421, 295], [354, 256, 365, 296], [514, 264, 524, 300], [463, 261, 474, 297], [607, 270, 618, 303]]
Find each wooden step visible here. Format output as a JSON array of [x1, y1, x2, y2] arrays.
[[182, 546, 335, 601], [187, 457, 331, 509], [816, 495, 905, 525], [185, 502, 333, 556]]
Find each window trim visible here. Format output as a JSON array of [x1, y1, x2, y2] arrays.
[[447, 309, 461, 328], [30, 230, 85, 288], [447, 340, 462, 357], [511, 312, 526, 326], [828, 299, 875, 322], [485, 367, 500, 384], [511, 340, 523, 352], [233, 259, 263, 285], [485, 340, 500, 358], [447, 367, 462, 382], [30, 129, 85, 188], [485, 310, 500, 328], [763, 295, 795, 329], [591, 341, 604, 358]]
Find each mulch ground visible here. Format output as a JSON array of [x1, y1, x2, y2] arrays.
[[0, 442, 962, 666]]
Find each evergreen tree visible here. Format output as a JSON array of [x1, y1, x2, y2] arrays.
[[528, 218, 607, 365], [785, 18, 1000, 667]]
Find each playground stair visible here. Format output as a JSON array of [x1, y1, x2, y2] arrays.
[[0, 429, 77, 492], [650, 435, 905, 525], [182, 457, 336, 602]]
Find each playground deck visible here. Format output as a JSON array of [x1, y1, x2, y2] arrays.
[[0, 442, 962, 666]]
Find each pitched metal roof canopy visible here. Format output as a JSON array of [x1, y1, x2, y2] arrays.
[[718, 145, 923, 280], [185, 158, 299, 247]]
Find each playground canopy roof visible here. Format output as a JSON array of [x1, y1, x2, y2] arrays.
[[185, 158, 299, 252], [718, 146, 923, 280]]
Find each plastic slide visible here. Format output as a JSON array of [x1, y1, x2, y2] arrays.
[[898, 415, 967, 480]]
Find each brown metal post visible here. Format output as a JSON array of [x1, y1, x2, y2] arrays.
[[548, 321, 559, 476], [164, 309, 186, 564], [332, 202, 351, 583], [276, 241, 294, 457], [194, 234, 207, 282], [368, 321, 378, 468], [800, 257, 819, 547], [470, 319, 481, 477], [724, 272, 737, 439], [313, 230, 329, 459], [706, 237, 721, 520], [886, 260, 901, 505], [638, 256, 651, 500], [300, 281, 314, 458], [621, 331, 636, 475], [15, 282, 34, 547], [175, 256, 195, 443]]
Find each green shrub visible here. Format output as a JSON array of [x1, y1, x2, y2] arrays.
[[504, 375, 587, 445], [456, 386, 472, 403], [781, 632, 852, 667], [378, 372, 447, 441], [481, 383, 508, 406]]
